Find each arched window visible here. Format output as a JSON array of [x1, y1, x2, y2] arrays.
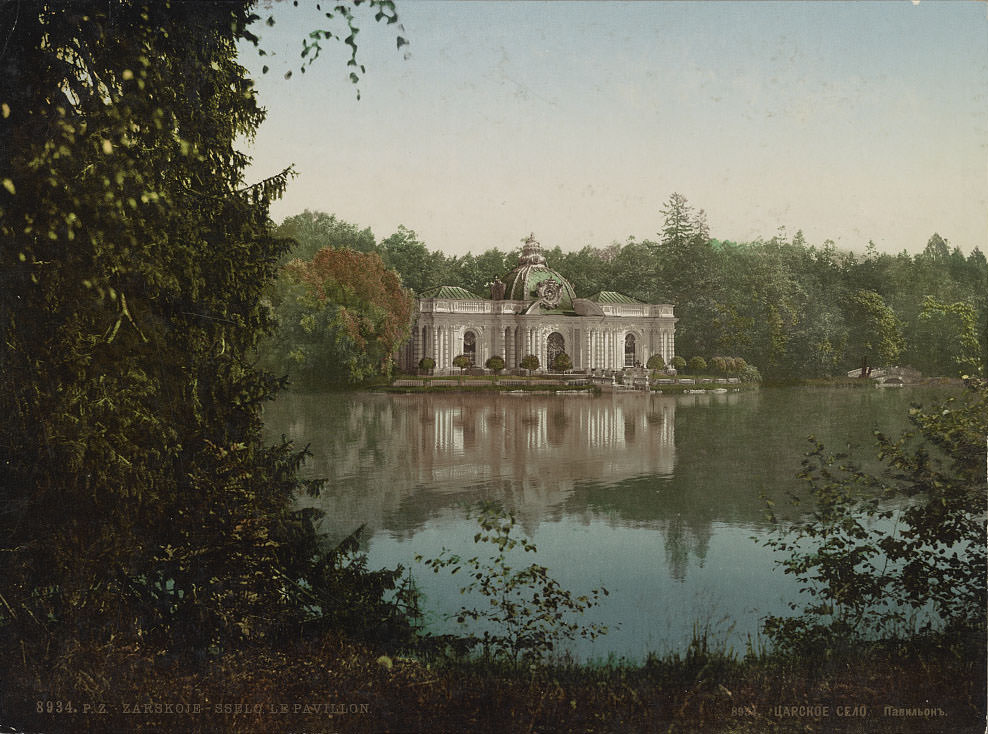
[[624, 333, 636, 367], [547, 332, 565, 368], [463, 330, 477, 365]]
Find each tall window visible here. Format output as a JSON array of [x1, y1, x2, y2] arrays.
[[625, 333, 636, 367], [547, 332, 565, 368], [463, 330, 477, 365]]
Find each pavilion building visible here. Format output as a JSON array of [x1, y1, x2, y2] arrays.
[[398, 235, 677, 374]]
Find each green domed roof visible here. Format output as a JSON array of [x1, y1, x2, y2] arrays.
[[501, 234, 577, 312]]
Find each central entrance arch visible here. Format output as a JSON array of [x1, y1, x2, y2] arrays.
[[547, 332, 565, 370], [625, 333, 637, 367]]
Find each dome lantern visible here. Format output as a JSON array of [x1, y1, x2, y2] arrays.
[[501, 233, 577, 312]]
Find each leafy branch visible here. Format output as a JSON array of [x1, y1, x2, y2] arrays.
[[416, 501, 609, 666]]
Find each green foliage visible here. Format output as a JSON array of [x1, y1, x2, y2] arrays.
[[485, 355, 505, 373], [379, 225, 452, 294], [0, 0, 408, 662], [0, 0, 299, 654], [452, 354, 471, 372], [842, 289, 904, 373], [551, 351, 573, 372], [261, 247, 413, 386], [418, 356, 436, 372], [280, 521, 422, 648], [272, 210, 377, 263], [417, 502, 608, 665], [670, 356, 687, 372], [687, 356, 707, 373], [709, 356, 727, 373], [343, 191, 988, 382], [646, 354, 666, 371], [520, 354, 540, 374], [737, 363, 762, 383], [764, 379, 988, 651], [910, 297, 983, 377]]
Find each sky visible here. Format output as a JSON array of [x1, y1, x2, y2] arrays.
[[239, 1, 988, 258]]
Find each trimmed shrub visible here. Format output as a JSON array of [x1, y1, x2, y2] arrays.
[[688, 356, 707, 373], [670, 356, 687, 372], [418, 356, 436, 373], [452, 354, 471, 373], [646, 354, 666, 371], [485, 355, 506, 374], [551, 352, 572, 372], [520, 354, 540, 374]]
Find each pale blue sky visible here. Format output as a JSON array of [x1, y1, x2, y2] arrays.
[[241, 1, 987, 257]]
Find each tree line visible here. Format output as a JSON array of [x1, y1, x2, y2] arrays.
[[265, 199, 987, 384]]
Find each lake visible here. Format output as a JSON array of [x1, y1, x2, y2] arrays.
[[262, 385, 951, 662]]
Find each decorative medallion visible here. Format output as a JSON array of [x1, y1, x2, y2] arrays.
[[536, 278, 562, 308]]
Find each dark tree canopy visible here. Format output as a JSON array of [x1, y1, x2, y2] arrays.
[[0, 0, 408, 659]]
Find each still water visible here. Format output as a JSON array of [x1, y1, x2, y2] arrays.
[[263, 386, 949, 662]]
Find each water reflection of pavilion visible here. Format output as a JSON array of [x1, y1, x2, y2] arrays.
[[416, 393, 676, 490], [265, 392, 681, 540]]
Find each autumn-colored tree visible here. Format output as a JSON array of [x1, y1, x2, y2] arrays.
[[271, 247, 413, 385]]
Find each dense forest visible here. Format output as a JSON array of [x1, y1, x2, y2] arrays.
[[265, 199, 988, 385]]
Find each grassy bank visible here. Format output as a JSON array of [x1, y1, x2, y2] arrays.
[[764, 375, 965, 388], [3, 626, 983, 734]]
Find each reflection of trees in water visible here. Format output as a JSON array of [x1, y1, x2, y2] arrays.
[[264, 391, 679, 540], [661, 514, 713, 582], [262, 388, 940, 581]]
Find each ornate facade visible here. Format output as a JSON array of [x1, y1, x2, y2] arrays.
[[399, 235, 677, 374]]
